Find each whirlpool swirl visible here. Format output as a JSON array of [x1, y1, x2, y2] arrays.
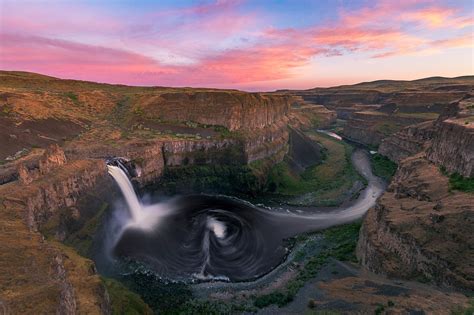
[[113, 195, 290, 281]]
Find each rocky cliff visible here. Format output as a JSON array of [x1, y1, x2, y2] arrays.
[[342, 111, 431, 146], [378, 121, 435, 162], [427, 96, 474, 177], [357, 154, 474, 290], [0, 145, 110, 313], [378, 95, 474, 176], [287, 96, 337, 130], [358, 94, 474, 291], [0, 72, 297, 313], [282, 76, 473, 146], [138, 91, 290, 131]]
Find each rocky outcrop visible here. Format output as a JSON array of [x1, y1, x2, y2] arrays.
[[17, 144, 67, 185], [342, 111, 430, 146], [378, 121, 435, 162], [0, 171, 110, 314], [39, 144, 67, 174], [357, 155, 474, 291], [243, 120, 289, 163], [426, 120, 474, 177], [287, 128, 323, 173], [288, 101, 337, 130], [378, 96, 474, 176], [426, 97, 474, 177], [162, 138, 241, 166], [332, 104, 380, 120], [138, 91, 291, 131]]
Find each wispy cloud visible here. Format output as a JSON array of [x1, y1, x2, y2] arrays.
[[0, 0, 472, 89]]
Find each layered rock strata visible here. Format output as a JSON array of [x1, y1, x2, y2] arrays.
[[378, 121, 436, 162], [357, 155, 474, 290]]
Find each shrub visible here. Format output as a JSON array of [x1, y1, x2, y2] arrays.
[[371, 153, 397, 181], [449, 173, 474, 193]]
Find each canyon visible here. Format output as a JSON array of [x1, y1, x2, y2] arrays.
[[0, 71, 473, 314]]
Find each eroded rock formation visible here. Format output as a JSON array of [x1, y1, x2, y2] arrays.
[[357, 155, 474, 290]]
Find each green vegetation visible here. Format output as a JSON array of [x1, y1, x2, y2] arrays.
[[253, 222, 361, 308], [1, 105, 12, 116], [110, 96, 132, 126], [264, 132, 364, 206], [64, 91, 78, 102], [371, 153, 397, 181], [376, 122, 400, 136], [374, 304, 385, 315], [102, 277, 153, 315], [448, 173, 474, 193], [451, 299, 474, 315], [440, 167, 474, 193]]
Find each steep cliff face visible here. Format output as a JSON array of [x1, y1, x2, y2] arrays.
[[378, 96, 474, 176], [342, 111, 430, 146], [243, 120, 289, 163], [357, 155, 474, 290], [427, 120, 473, 177], [137, 92, 290, 131], [286, 96, 337, 130], [0, 146, 110, 313], [426, 97, 474, 177], [378, 121, 435, 162]]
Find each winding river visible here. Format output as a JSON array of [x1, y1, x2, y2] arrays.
[[101, 134, 385, 282]]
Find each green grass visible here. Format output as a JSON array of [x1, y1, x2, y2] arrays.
[[253, 222, 361, 309], [64, 91, 78, 101], [264, 132, 364, 206], [440, 167, 474, 193], [371, 153, 398, 181], [102, 277, 153, 315], [448, 173, 474, 193], [376, 122, 400, 136]]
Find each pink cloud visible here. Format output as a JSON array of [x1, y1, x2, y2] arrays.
[[0, 0, 472, 89]]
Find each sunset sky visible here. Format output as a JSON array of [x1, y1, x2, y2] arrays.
[[0, 0, 473, 91]]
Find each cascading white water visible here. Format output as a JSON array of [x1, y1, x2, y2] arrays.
[[107, 165, 142, 222], [102, 148, 386, 282]]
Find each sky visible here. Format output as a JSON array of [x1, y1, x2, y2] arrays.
[[0, 0, 473, 91]]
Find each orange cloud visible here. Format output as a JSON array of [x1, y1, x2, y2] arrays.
[[0, 0, 472, 89]]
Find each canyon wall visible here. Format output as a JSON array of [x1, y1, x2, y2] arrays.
[[426, 97, 474, 177], [427, 120, 473, 177], [342, 111, 429, 146], [378, 96, 474, 176], [0, 145, 110, 314], [357, 96, 474, 291], [138, 91, 291, 131], [357, 155, 474, 290], [378, 121, 435, 162]]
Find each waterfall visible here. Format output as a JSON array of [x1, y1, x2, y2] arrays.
[[107, 164, 142, 222]]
